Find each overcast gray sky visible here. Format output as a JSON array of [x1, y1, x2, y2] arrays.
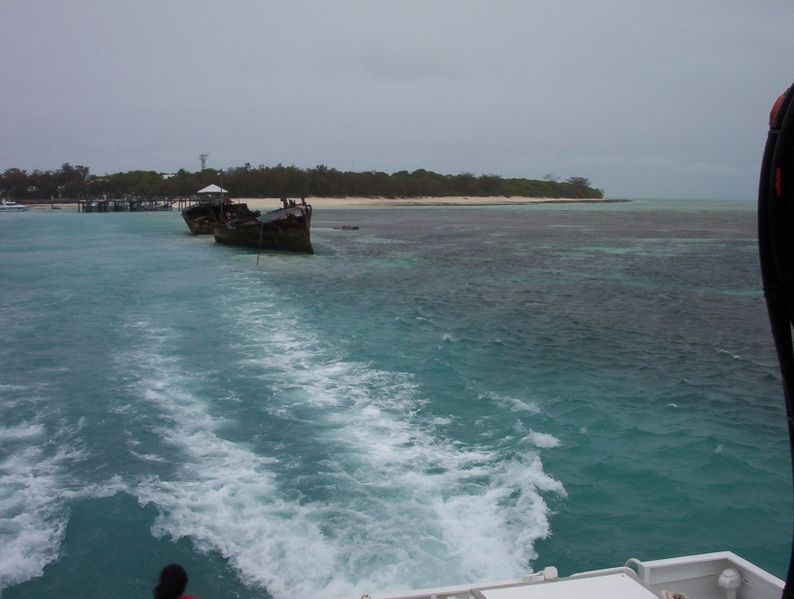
[[2, 1, 792, 199]]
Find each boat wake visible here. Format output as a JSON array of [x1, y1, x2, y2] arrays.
[[0, 385, 118, 591], [0, 418, 71, 589], [114, 279, 565, 598]]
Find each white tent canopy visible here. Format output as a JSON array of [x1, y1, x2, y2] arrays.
[[197, 184, 228, 194]]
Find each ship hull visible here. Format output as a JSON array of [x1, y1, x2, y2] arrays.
[[213, 204, 313, 254], [181, 201, 254, 235]]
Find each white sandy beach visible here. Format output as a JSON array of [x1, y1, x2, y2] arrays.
[[20, 196, 604, 211], [236, 196, 604, 209]]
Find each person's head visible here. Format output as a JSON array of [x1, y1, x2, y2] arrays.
[[154, 563, 188, 599]]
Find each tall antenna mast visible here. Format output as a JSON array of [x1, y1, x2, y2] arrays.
[[199, 153, 209, 170]]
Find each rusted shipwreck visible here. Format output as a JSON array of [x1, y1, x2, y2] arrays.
[[182, 188, 313, 254], [181, 185, 252, 235], [214, 197, 313, 254]]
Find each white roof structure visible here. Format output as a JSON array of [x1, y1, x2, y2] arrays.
[[197, 184, 228, 194]]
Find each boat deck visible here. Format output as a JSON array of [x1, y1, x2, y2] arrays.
[[478, 572, 656, 598], [345, 552, 784, 599]]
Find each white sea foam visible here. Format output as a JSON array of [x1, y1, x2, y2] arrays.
[[125, 433, 168, 463], [0, 379, 71, 591], [0, 391, 125, 591], [716, 348, 741, 360], [122, 292, 565, 598], [129, 449, 169, 464], [127, 355, 351, 598], [0, 437, 74, 589], [480, 392, 541, 414], [0, 423, 45, 442], [524, 430, 561, 449]]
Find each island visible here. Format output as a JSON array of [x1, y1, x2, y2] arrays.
[[0, 163, 604, 206]]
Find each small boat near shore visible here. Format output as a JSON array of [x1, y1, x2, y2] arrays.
[[213, 197, 313, 254], [0, 199, 29, 212]]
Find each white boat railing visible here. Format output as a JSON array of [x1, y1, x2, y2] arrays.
[[338, 552, 783, 599]]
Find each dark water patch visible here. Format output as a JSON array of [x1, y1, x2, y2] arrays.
[[2, 494, 261, 599]]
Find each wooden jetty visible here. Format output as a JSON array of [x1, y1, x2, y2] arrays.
[[77, 196, 183, 213]]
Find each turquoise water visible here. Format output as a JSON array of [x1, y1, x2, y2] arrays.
[[0, 199, 790, 598]]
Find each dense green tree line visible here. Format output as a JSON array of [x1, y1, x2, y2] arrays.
[[1, 163, 603, 200]]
